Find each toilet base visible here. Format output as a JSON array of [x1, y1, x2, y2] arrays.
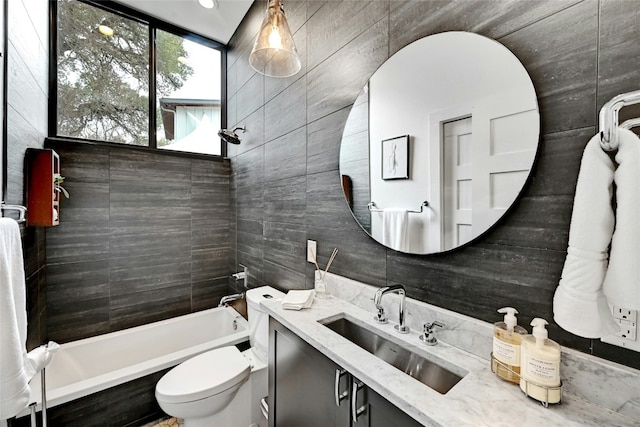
[[182, 377, 251, 427]]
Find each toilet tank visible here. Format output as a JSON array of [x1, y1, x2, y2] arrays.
[[246, 286, 284, 360]]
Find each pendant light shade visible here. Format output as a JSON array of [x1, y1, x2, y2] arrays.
[[249, 0, 301, 78]]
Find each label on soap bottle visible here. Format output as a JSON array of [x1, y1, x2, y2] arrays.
[[493, 337, 520, 366], [522, 353, 560, 384]]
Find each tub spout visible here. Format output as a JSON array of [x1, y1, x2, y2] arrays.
[[219, 292, 245, 307]]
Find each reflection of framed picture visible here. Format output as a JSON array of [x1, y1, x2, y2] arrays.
[[381, 135, 409, 180]]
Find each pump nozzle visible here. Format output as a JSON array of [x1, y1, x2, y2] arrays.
[[497, 307, 519, 332], [530, 318, 549, 346]]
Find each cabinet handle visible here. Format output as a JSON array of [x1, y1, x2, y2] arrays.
[[334, 369, 348, 406], [351, 379, 366, 422]]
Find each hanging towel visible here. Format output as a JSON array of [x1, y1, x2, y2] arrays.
[[382, 209, 409, 252], [603, 128, 640, 310], [25, 341, 60, 381], [552, 130, 639, 338], [0, 218, 31, 419], [553, 133, 621, 338]]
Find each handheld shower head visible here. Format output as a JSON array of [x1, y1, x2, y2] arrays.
[[218, 126, 245, 145]]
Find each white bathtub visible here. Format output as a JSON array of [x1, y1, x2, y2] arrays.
[[18, 306, 249, 416]]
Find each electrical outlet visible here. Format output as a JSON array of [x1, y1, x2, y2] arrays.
[[618, 320, 637, 341], [613, 306, 637, 323], [601, 305, 640, 352], [307, 240, 317, 263]]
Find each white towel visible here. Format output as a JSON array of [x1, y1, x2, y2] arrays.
[[382, 209, 409, 252], [0, 218, 31, 419], [553, 129, 640, 338], [281, 290, 314, 310], [604, 128, 640, 309], [25, 341, 60, 381]]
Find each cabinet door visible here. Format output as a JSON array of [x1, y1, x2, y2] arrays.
[[269, 318, 351, 427], [355, 383, 423, 427]]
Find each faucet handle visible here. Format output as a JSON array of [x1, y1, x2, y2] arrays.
[[373, 306, 388, 324], [419, 321, 444, 345], [423, 321, 444, 331]]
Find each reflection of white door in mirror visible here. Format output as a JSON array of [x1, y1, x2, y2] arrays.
[[443, 117, 473, 251], [472, 88, 538, 235]]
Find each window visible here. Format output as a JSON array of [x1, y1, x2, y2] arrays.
[[156, 31, 222, 155], [54, 0, 224, 156]]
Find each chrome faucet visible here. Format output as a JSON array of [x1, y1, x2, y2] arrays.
[[373, 284, 409, 334]]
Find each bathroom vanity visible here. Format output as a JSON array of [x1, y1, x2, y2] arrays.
[[269, 318, 421, 427], [263, 274, 640, 426]]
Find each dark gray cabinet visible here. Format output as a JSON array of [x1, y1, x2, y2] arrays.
[[269, 318, 423, 427]]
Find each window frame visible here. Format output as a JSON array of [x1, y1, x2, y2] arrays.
[[49, 0, 228, 158]]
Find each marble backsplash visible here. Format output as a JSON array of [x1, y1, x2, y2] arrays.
[[320, 272, 640, 420]]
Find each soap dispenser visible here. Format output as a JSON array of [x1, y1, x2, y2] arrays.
[[519, 318, 561, 404], [492, 307, 527, 384]]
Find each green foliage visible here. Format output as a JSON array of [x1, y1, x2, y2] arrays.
[[56, 0, 193, 145]]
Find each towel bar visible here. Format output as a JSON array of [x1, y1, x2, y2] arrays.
[[599, 89, 640, 151], [368, 201, 429, 213], [0, 202, 27, 223]]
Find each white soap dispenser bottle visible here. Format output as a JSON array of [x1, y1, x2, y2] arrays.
[[492, 307, 528, 384], [519, 318, 561, 404]]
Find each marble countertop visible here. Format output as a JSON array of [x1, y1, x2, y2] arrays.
[[262, 294, 639, 427]]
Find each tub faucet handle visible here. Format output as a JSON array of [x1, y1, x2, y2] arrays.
[[232, 264, 248, 289]]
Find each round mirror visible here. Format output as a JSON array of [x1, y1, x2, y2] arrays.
[[339, 31, 540, 254]]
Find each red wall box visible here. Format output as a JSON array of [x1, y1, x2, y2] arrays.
[[26, 148, 61, 227]]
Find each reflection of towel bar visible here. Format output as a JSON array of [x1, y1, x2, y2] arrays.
[[368, 201, 429, 213], [1, 202, 27, 223], [599, 89, 640, 151]]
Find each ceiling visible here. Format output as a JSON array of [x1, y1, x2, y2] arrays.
[[112, 0, 254, 44]]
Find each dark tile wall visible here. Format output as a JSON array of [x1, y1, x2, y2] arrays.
[[4, 0, 49, 351], [45, 139, 232, 343], [226, 0, 640, 369]]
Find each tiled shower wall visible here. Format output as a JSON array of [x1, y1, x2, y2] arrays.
[[4, 0, 49, 351], [45, 140, 232, 343], [226, 0, 640, 369]]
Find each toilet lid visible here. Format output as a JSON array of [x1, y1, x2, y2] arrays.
[[156, 346, 250, 404]]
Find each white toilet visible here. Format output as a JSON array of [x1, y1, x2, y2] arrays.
[[155, 286, 284, 427]]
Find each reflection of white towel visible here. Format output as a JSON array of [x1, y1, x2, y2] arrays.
[[382, 209, 409, 252], [0, 218, 30, 419], [604, 128, 640, 309], [553, 130, 640, 338]]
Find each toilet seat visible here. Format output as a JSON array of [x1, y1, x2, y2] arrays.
[[156, 346, 250, 404]]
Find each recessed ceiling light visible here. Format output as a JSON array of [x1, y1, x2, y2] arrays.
[[198, 0, 217, 9]]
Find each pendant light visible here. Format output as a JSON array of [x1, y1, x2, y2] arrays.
[[249, 0, 301, 78]]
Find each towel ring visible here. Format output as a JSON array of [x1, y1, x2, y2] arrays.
[[599, 89, 640, 151]]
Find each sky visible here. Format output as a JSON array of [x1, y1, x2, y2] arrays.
[[170, 38, 222, 100]]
